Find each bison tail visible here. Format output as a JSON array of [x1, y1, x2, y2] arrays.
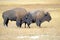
[[2, 12, 5, 19]]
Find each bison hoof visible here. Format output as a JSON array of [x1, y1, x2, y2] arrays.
[[28, 27, 30, 28], [4, 25, 8, 27], [39, 26, 41, 28]]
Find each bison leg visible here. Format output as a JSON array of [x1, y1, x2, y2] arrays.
[[28, 24, 30, 28], [26, 20, 31, 28], [20, 21, 22, 28], [27, 22, 31, 28], [16, 20, 22, 27], [6, 19, 9, 26], [36, 20, 41, 27], [25, 22, 26, 28], [16, 20, 20, 27], [4, 19, 6, 26], [4, 18, 9, 27]]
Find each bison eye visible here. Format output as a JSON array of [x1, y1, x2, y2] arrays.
[[40, 21, 41, 22], [26, 18, 28, 19], [45, 14, 47, 16]]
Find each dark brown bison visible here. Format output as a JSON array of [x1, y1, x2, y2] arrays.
[[2, 8, 27, 27], [23, 10, 52, 28]]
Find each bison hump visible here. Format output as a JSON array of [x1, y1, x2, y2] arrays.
[[36, 11, 45, 19], [13, 8, 27, 19]]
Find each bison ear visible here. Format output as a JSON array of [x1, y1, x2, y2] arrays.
[[45, 12, 49, 16], [46, 12, 49, 14], [45, 14, 47, 16]]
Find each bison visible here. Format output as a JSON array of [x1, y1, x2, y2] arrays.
[[2, 8, 27, 27], [23, 10, 52, 28]]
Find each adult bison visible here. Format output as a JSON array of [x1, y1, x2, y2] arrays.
[[23, 10, 52, 28], [2, 8, 27, 27]]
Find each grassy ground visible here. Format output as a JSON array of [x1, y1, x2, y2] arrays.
[[0, 4, 60, 40]]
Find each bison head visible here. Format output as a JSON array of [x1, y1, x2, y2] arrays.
[[43, 12, 52, 22]]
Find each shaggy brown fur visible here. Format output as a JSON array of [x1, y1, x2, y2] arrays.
[[2, 8, 27, 27]]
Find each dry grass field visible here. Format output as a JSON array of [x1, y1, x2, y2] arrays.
[[0, 4, 60, 40]]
